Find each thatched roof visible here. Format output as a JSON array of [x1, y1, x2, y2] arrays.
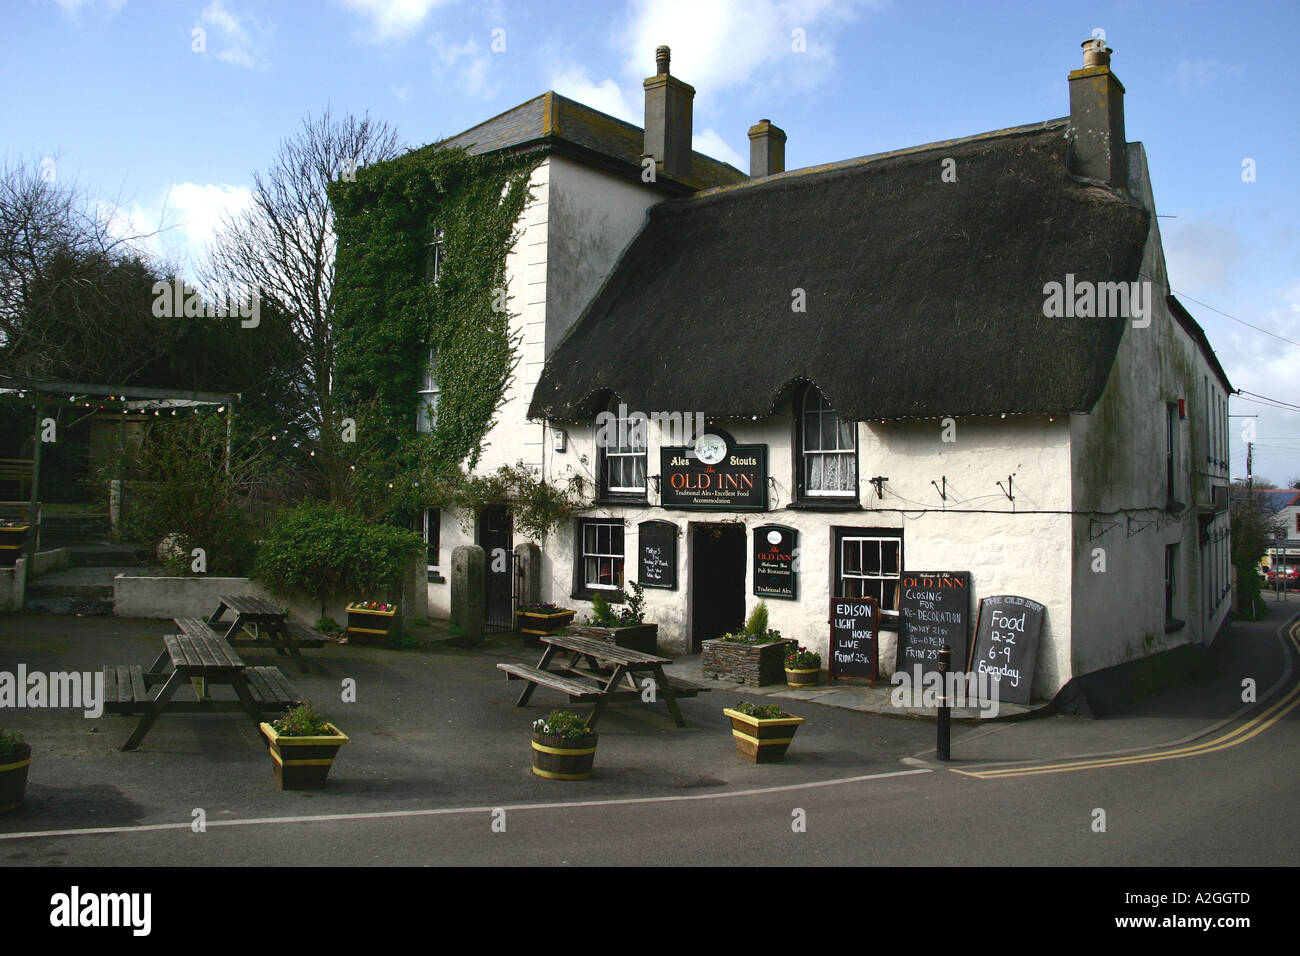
[[438, 91, 746, 192], [529, 119, 1153, 422]]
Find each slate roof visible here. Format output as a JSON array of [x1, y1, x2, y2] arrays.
[[528, 119, 1155, 423], [437, 91, 746, 192]]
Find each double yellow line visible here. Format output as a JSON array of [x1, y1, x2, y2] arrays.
[[952, 618, 1300, 780]]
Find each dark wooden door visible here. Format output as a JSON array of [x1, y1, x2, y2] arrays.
[[478, 505, 515, 632]]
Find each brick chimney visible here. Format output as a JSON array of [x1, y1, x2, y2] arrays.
[[643, 45, 694, 181], [1067, 38, 1127, 190], [747, 119, 787, 177]]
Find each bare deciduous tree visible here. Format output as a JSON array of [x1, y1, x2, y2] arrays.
[[204, 109, 402, 496]]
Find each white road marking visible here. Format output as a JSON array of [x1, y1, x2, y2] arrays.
[[0, 768, 932, 842]]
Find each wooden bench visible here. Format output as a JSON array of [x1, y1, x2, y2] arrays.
[[283, 620, 328, 648], [174, 617, 222, 640], [497, 662, 603, 701], [101, 663, 300, 715]]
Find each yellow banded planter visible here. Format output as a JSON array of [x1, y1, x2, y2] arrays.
[[0, 744, 32, 812], [530, 732, 598, 780], [260, 722, 349, 790], [784, 666, 821, 688], [346, 603, 396, 642], [516, 608, 576, 647], [724, 708, 805, 763]]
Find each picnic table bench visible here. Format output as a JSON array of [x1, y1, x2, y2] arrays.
[[497, 633, 707, 729], [103, 632, 301, 751], [205, 595, 328, 673]]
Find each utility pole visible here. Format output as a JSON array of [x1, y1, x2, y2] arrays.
[[1247, 442, 1253, 493]]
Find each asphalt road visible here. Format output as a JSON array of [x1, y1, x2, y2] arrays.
[[2, 601, 1298, 869]]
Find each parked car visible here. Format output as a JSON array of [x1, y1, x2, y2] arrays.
[[1266, 565, 1298, 585]]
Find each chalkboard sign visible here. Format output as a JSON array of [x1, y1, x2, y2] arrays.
[[896, 571, 971, 678], [829, 596, 879, 686], [753, 525, 798, 599], [637, 520, 677, 590], [969, 595, 1045, 706]]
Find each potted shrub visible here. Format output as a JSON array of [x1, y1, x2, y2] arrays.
[[723, 701, 805, 763], [567, 581, 658, 653], [530, 709, 598, 780], [515, 603, 577, 647], [702, 601, 794, 685], [260, 700, 349, 790], [784, 645, 822, 687], [0, 728, 30, 812], [346, 601, 397, 642]]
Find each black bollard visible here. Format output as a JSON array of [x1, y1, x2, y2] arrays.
[[936, 644, 952, 761]]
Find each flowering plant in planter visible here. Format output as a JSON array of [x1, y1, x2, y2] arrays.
[[518, 603, 570, 614], [260, 700, 348, 791], [704, 601, 795, 684], [352, 601, 393, 612], [516, 603, 577, 645], [530, 709, 597, 780], [785, 645, 821, 668]]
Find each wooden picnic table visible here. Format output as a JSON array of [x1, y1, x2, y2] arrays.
[[206, 594, 326, 673], [104, 631, 301, 751], [496, 633, 706, 729]]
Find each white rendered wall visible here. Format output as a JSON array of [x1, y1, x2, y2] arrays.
[[1068, 143, 1232, 676]]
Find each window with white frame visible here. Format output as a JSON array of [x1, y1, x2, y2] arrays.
[[428, 227, 445, 285], [416, 348, 440, 433], [580, 520, 625, 591], [836, 531, 902, 620], [600, 402, 647, 496], [800, 386, 857, 497], [421, 508, 441, 579]]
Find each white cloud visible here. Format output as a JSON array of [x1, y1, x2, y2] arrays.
[[695, 128, 746, 169], [196, 0, 272, 70], [100, 183, 254, 279], [341, 0, 450, 44], [391, 84, 413, 102], [430, 33, 499, 98], [549, 65, 639, 123], [620, 0, 873, 102]]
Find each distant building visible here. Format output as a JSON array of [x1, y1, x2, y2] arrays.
[[418, 40, 1233, 702]]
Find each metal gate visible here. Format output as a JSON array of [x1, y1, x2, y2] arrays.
[[479, 505, 515, 633]]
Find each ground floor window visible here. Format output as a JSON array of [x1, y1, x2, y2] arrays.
[[578, 519, 625, 593], [1165, 542, 1179, 625], [834, 528, 902, 624]]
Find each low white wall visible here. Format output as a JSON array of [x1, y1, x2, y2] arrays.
[[29, 548, 72, 577], [0, 559, 23, 611]]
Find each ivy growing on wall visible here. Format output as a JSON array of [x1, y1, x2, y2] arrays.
[[329, 145, 539, 517]]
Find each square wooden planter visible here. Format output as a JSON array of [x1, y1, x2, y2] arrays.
[[260, 723, 348, 790], [0, 526, 27, 568], [701, 638, 792, 685], [346, 603, 396, 642], [566, 623, 659, 655], [516, 608, 576, 646], [723, 708, 805, 763]]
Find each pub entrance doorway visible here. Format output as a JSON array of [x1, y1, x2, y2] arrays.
[[689, 522, 746, 651]]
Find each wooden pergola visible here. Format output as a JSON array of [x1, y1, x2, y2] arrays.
[[0, 375, 240, 559]]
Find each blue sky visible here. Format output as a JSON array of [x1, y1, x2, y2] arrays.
[[3, 0, 1298, 481]]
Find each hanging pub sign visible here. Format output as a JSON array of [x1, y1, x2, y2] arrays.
[[637, 520, 678, 590], [753, 525, 798, 599], [969, 595, 1046, 706], [659, 432, 767, 512], [896, 571, 971, 679], [829, 595, 879, 686]]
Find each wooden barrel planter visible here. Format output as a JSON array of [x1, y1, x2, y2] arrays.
[[530, 732, 598, 780], [0, 743, 32, 812], [260, 723, 349, 790], [724, 708, 805, 763], [784, 667, 821, 688]]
